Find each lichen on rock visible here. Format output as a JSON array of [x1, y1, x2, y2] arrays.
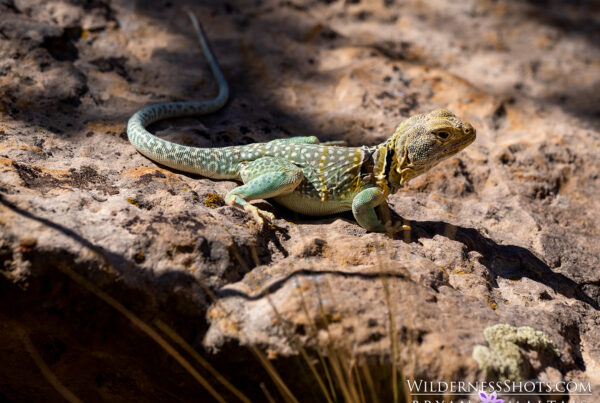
[[473, 324, 561, 381]]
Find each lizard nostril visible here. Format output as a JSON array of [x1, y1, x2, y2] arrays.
[[464, 124, 475, 136]]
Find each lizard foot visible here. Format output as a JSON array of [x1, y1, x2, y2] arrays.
[[244, 204, 275, 226]]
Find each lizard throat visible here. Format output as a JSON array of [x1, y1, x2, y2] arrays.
[[396, 145, 415, 187], [371, 144, 399, 195]]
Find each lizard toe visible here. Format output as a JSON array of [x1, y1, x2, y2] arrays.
[[244, 205, 275, 226]]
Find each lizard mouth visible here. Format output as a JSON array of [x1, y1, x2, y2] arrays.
[[446, 132, 476, 153], [435, 135, 475, 160]]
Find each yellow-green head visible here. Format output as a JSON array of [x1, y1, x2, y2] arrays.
[[391, 109, 476, 186]]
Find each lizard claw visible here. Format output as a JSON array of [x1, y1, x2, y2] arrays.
[[384, 221, 411, 235], [244, 204, 275, 226]]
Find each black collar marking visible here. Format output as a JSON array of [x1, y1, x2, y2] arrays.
[[360, 146, 376, 182], [384, 147, 395, 190]]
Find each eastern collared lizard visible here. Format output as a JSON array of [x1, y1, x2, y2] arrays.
[[127, 13, 476, 232]]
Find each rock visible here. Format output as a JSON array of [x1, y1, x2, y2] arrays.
[[1, 0, 599, 401]]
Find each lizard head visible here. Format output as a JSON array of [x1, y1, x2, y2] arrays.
[[389, 109, 476, 187]]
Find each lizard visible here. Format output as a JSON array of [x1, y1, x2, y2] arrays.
[[127, 12, 476, 233]]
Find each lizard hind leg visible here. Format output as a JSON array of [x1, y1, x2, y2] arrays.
[[225, 157, 304, 225]]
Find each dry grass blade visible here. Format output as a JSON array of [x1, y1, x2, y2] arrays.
[[259, 382, 278, 403], [324, 346, 355, 403], [358, 359, 380, 403], [154, 319, 252, 403], [192, 269, 302, 403], [352, 358, 367, 403], [372, 238, 407, 403], [314, 277, 364, 403], [250, 345, 299, 403], [378, 247, 412, 403], [21, 331, 83, 403], [381, 275, 398, 403], [381, 273, 398, 403], [54, 263, 227, 403], [343, 350, 362, 403], [311, 279, 341, 401], [264, 294, 335, 403]]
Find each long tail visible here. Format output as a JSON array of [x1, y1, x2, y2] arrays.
[[126, 12, 234, 178]]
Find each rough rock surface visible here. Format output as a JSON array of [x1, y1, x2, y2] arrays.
[[1, 0, 599, 401]]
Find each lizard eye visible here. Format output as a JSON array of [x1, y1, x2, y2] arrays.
[[436, 131, 450, 140]]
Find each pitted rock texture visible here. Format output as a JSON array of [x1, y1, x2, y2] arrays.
[[1, 0, 599, 401]]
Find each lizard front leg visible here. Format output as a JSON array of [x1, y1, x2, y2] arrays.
[[225, 157, 303, 225], [352, 187, 387, 232], [351, 188, 407, 233]]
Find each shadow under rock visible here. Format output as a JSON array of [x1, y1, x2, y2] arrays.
[[406, 219, 599, 310], [215, 213, 598, 311], [0, 191, 218, 339], [255, 196, 597, 311]]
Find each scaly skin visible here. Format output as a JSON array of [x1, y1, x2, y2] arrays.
[[127, 12, 476, 232]]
